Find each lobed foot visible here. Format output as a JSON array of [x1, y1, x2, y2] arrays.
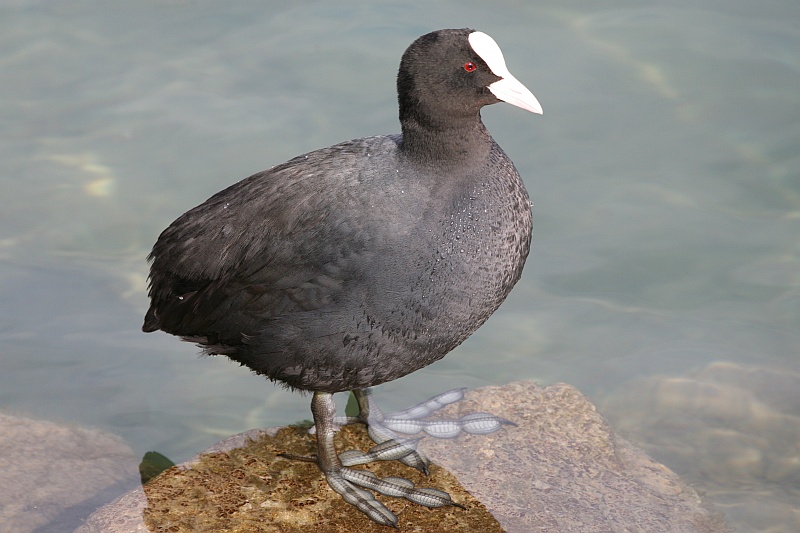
[[300, 389, 513, 526], [308, 390, 470, 527], [325, 466, 464, 527], [336, 388, 515, 474]]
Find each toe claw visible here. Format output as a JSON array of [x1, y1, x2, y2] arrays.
[[406, 486, 460, 508]]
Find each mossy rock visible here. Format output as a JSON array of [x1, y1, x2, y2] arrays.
[[141, 424, 503, 532]]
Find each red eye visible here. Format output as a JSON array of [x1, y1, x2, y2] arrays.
[[463, 62, 477, 72]]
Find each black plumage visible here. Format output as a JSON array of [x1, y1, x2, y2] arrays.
[[143, 28, 540, 526]]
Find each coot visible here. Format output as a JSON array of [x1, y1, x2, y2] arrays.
[[143, 28, 541, 526]]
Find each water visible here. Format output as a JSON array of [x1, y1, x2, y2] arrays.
[[1, 1, 798, 531]]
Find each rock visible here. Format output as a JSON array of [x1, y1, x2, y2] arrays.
[[78, 381, 727, 532], [73, 488, 148, 533], [81, 427, 503, 533], [418, 381, 727, 533], [0, 412, 138, 533]]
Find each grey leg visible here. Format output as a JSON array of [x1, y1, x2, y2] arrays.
[[311, 391, 461, 527]]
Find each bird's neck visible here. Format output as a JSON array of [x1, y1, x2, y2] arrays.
[[399, 113, 494, 168]]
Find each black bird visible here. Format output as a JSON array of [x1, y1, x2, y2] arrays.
[[143, 28, 541, 526]]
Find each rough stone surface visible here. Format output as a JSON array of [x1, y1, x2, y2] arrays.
[[77, 381, 728, 532], [419, 381, 728, 533], [0, 412, 139, 533]]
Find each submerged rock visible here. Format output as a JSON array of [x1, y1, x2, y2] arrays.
[[601, 362, 800, 533], [0, 412, 138, 533]]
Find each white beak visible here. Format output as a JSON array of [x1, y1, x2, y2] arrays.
[[469, 31, 543, 115], [488, 73, 543, 115]]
